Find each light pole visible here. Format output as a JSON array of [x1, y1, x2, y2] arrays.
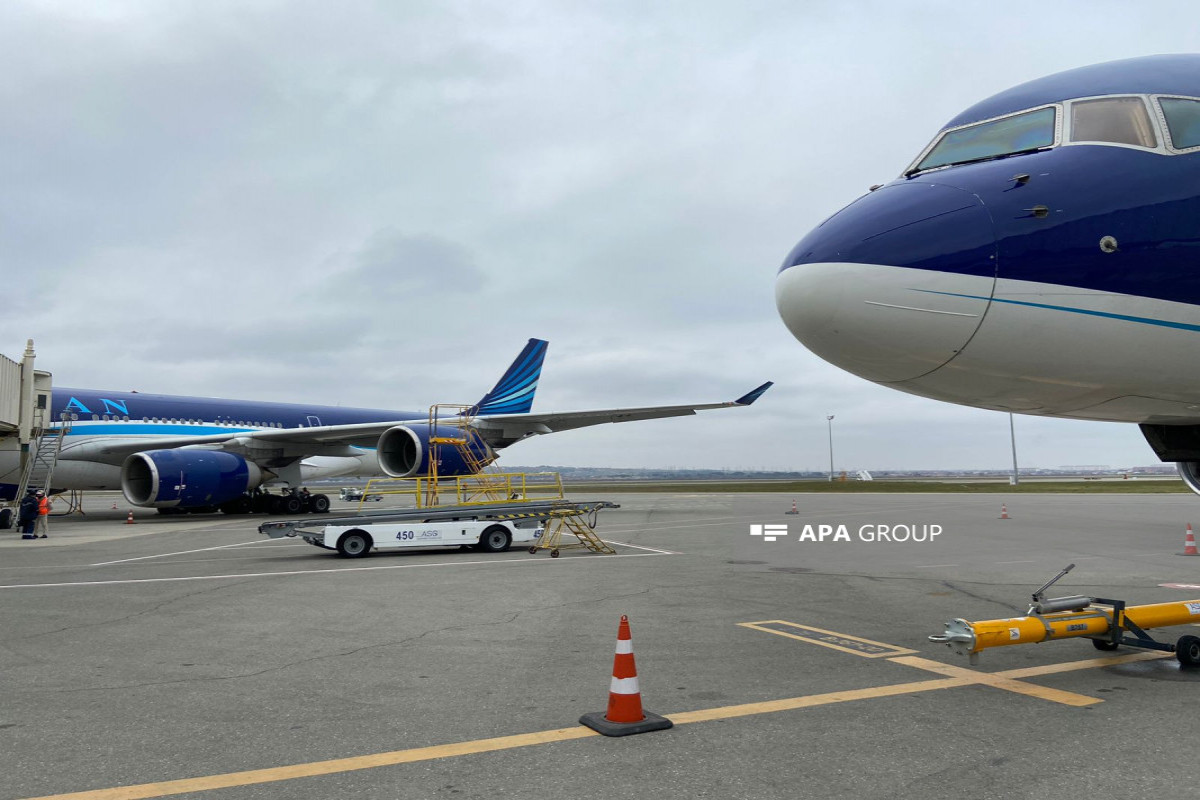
[[826, 415, 835, 481], [1009, 413, 1020, 485]]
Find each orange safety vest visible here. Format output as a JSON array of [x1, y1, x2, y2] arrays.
[[37, 496, 49, 515]]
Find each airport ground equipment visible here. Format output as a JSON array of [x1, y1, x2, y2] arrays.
[[929, 564, 1200, 667], [260, 496, 619, 557], [527, 506, 616, 557], [281, 517, 544, 558]]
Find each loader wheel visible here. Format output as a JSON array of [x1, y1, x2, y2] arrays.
[[1176, 635, 1200, 667], [336, 530, 372, 558], [476, 525, 511, 553], [1091, 639, 1120, 651]]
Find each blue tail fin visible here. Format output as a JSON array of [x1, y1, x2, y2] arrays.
[[471, 339, 548, 416]]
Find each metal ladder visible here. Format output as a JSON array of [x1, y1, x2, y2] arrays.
[[424, 404, 500, 506], [14, 411, 69, 498]]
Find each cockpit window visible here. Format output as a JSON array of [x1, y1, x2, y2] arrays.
[[1160, 97, 1200, 150], [1070, 97, 1156, 148], [913, 107, 1056, 173]]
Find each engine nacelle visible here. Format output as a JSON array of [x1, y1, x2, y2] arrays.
[[122, 450, 263, 508], [1178, 462, 1200, 496], [376, 424, 495, 478]]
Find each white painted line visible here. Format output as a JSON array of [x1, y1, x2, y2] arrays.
[[995, 560, 1037, 565], [0, 551, 671, 590], [605, 540, 681, 555], [91, 538, 287, 566], [913, 564, 959, 568]]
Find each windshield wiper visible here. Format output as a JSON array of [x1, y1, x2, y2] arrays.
[[905, 146, 1050, 178]]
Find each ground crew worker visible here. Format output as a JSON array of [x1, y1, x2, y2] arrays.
[[34, 489, 50, 538], [18, 489, 39, 539]]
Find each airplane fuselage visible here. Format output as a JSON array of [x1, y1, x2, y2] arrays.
[[0, 388, 411, 498], [776, 54, 1200, 483]]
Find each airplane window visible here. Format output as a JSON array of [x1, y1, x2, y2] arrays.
[[1160, 97, 1200, 150], [1070, 97, 1156, 148], [92, 414, 99, 420], [913, 107, 1056, 173]]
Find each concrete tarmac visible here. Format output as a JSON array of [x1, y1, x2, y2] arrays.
[[4, 491, 1200, 800]]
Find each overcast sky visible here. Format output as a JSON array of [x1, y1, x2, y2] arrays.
[[2, 2, 1197, 472]]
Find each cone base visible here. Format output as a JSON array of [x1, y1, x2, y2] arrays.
[[579, 709, 673, 737]]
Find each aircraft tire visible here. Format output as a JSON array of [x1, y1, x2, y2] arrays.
[[310, 494, 330, 514], [336, 530, 372, 558], [476, 525, 511, 553], [282, 496, 302, 515], [1176, 635, 1200, 667]]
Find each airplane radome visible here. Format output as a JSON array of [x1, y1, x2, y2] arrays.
[[0, 339, 772, 514], [775, 54, 1200, 492]]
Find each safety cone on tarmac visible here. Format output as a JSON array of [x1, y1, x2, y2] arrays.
[[125, 510, 135, 525], [999, 504, 1010, 520], [786, 500, 799, 515], [1183, 524, 1198, 556], [111, 501, 118, 510], [579, 615, 673, 737]]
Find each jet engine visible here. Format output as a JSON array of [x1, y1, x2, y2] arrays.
[[1179, 462, 1200, 496], [122, 450, 264, 508], [376, 424, 495, 478]]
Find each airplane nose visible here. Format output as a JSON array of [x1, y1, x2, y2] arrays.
[[775, 182, 997, 383]]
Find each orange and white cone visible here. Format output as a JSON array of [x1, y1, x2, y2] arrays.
[[786, 500, 799, 515], [579, 615, 673, 737], [126, 510, 135, 525], [999, 504, 1010, 520], [1184, 524, 1198, 556]]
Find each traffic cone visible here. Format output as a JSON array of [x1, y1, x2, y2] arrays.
[[786, 500, 799, 515], [579, 615, 673, 737], [126, 510, 135, 525], [999, 504, 1010, 520], [1184, 524, 1198, 556], [111, 501, 118, 510]]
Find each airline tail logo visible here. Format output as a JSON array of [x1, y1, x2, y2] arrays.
[[472, 339, 548, 416]]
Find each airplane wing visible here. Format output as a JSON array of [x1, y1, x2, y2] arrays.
[[468, 381, 775, 448], [59, 381, 774, 464]]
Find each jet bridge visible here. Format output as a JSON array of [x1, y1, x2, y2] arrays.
[[0, 340, 58, 528]]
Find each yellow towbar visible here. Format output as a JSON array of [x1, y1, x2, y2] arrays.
[[929, 564, 1200, 667]]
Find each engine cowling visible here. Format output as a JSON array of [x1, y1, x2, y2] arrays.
[[376, 424, 495, 478], [1178, 462, 1200, 496], [122, 450, 263, 508]]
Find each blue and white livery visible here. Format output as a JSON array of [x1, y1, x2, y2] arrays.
[[1, 338, 772, 511], [775, 55, 1200, 489]]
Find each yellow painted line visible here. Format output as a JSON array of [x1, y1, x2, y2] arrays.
[[20, 727, 600, 800], [667, 675, 972, 724], [20, 650, 1168, 800], [888, 656, 1098, 707], [738, 620, 917, 658], [1000, 650, 1171, 678]]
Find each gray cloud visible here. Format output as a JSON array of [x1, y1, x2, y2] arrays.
[[1, 1, 1195, 469]]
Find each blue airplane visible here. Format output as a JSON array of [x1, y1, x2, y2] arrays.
[[0, 339, 772, 513], [775, 54, 1200, 488]]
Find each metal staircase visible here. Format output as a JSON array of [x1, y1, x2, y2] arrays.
[[424, 404, 500, 506], [14, 410, 69, 498]]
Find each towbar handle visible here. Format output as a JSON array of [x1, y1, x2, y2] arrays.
[[1032, 563, 1074, 604]]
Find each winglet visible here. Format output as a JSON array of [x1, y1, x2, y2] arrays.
[[471, 339, 549, 416], [734, 381, 773, 406]]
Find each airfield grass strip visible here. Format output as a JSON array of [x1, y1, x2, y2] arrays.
[[559, 480, 1188, 494]]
